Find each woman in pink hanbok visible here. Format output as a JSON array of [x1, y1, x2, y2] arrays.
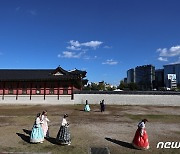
[[41, 110, 50, 138]]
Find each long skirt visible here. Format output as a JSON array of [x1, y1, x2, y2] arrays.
[[30, 124, 44, 143], [56, 126, 71, 145], [84, 105, 90, 112], [41, 123, 49, 137], [132, 128, 149, 150]]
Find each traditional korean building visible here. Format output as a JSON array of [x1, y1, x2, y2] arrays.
[[0, 66, 87, 100]]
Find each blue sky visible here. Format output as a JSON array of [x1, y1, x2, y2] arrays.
[[0, 0, 180, 85]]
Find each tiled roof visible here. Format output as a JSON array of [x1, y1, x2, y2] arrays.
[[0, 67, 85, 81], [69, 69, 87, 78]]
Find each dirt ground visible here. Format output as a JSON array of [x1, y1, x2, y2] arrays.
[[0, 104, 179, 154]]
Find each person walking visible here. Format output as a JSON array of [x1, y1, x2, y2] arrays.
[[41, 110, 50, 138], [132, 119, 149, 150], [56, 114, 71, 145], [30, 113, 44, 143]]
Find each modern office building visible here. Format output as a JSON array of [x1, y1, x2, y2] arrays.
[[127, 68, 135, 83], [124, 77, 127, 84], [163, 63, 180, 88], [154, 69, 164, 89], [135, 65, 155, 90]]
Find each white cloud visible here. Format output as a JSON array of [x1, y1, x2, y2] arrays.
[[66, 46, 81, 51], [102, 59, 118, 65], [68, 40, 103, 50], [158, 57, 168, 62], [157, 45, 180, 57], [81, 41, 103, 49], [83, 55, 97, 60], [58, 51, 85, 58], [104, 45, 112, 49], [69, 40, 81, 47]]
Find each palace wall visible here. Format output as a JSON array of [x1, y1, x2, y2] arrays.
[[74, 94, 180, 106], [0, 93, 179, 106]]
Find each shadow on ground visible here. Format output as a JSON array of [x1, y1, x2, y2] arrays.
[[16, 129, 32, 143], [23, 129, 31, 135], [105, 137, 136, 150], [16, 133, 30, 143], [45, 137, 59, 145]]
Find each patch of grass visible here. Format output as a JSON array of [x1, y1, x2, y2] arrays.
[[0, 145, 87, 154], [126, 114, 180, 123], [173, 131, 180, 135]]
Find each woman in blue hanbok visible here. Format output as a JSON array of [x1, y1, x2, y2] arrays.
[[84, 100, 90, 112], [30, 113, 44, 143]]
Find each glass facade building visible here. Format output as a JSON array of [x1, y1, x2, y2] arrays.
[[127, 68, 135, 83], [135, 65, 155, 90], [154, 69, 164, 89], [163, 63, 180, 87]]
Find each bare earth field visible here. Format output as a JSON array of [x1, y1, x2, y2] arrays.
[[0, 104, 180, 154]]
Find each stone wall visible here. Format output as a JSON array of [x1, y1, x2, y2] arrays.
[[73, 94, 180, 106], [0, 95, 73, 105], [0, 94, 179, 106]]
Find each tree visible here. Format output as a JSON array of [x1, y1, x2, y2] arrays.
[[97, 81, 105, 91], [128, 82, 138, 91], [118, 80, 128, 90]]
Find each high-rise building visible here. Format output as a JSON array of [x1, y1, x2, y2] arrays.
[[124, 77, 127, 84], [163, 63, 180, 88], [135, 65, 155, 90], [154, 69, 164, 90], [127, 68, 135, 83]]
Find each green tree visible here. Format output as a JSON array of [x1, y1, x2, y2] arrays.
[[91, 82, 99, 90], [128, 82, 138, 91], [97, 81, 105, 91], [118, 80, 128, 90]]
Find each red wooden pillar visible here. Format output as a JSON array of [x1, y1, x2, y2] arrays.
[[58, 82, 60, 100], [2, 82, 5, 100], [30, 83, 32, 100], [44, 82, 46, 100], [71, 85, 74, 100], [16, 82, 19, 100]]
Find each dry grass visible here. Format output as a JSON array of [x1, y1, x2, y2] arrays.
[[0, 104, 180, 154]]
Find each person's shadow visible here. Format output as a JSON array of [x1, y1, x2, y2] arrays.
[[105, 137, 136, 149], [16, 129, 32, 143], [23, 129, 31, 135], [45, 136, 58, 145]]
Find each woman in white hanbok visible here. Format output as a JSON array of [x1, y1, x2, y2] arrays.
[[41, 110, 50, 138]]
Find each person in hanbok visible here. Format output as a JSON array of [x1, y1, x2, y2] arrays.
[[41, 110, 50, 138], [56, 114, 71, 145], [30, 113, 44, 143], [132, 119, 149, 150], [84, 100, 90, 112], [100, 99, 105, 112]]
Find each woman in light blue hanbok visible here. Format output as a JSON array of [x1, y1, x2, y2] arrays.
[[84, 100, 90, 112], [30, 113, 44, 143]]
